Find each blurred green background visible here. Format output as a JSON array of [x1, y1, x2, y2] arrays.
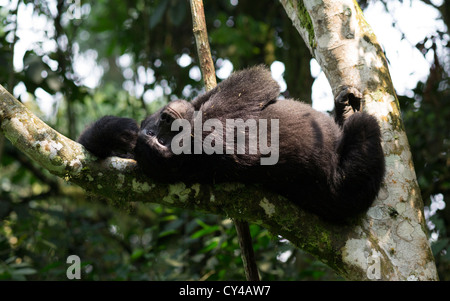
[[0, 0, 448, 280]]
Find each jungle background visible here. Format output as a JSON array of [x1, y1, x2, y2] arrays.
[[0, 0, 449, 280]]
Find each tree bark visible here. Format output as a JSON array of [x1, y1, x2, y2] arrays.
[[0, 0, 439, 280], [190, 0, 217, 91], [280, 0, 438, 280]]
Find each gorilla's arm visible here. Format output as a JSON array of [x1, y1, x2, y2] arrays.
[[192, 66, 280, 114], [77, 116, 139, 159]]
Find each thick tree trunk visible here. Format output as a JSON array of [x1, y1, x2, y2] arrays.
[[280, 0, 438, 280]]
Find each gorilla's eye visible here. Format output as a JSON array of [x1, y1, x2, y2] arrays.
[[146, 129, 155, 136], [161, 113, 173, 124], [158, 137, 165, 145]]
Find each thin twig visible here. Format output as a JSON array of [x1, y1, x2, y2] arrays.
[[189, 0, 217, 91]]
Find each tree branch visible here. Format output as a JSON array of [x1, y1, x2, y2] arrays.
[[189, 0, 217, 91]]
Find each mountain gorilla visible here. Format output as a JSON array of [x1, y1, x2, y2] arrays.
[[78, 66, 385, 222]]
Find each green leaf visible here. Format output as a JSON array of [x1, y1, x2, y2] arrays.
[[131, 248, 145, 261], [200, 238, 219, 253], [158, 229, 177, 238], [191, 225, 219, 239]]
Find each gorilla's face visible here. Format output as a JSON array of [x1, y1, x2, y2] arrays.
[[134, 99, 194, 167]]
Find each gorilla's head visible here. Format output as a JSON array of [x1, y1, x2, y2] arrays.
[[134, 99, 194, 179]]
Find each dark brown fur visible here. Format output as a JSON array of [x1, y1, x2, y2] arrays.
[[78, 66, 385, 222]]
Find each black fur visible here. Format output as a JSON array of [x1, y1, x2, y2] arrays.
[[78, 116, 138, 159], [78, 66, 385, 222]]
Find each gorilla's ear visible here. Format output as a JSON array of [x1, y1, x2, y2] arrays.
[[191, 66, 280, 111]]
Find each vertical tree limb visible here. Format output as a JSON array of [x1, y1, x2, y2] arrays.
[[189, 0, 217, 91], [189, 0, 260, 281], [234, 219, 260, 281]]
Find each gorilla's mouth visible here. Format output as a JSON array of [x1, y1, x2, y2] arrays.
[[156, 137, 169, 149], [135, 134, 173, 161]]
